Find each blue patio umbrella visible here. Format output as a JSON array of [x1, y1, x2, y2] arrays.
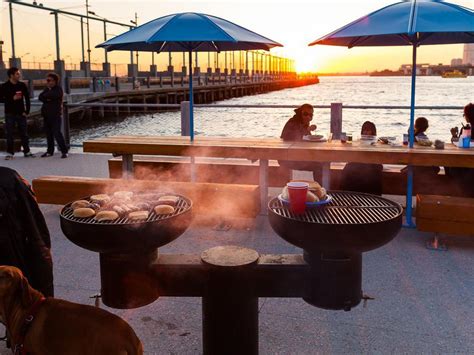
[[97, 12, 282, 141], [308, 0, 474, 226]]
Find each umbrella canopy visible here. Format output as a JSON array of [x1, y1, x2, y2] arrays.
[[97, 12, 282, 142], [308, 0, 474, 227], [97, 12, 282, 52], [309, 0, 474, 47]]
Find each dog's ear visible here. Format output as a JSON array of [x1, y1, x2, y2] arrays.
[[18, 276, 33, 307], [0, 269, 14, 298]]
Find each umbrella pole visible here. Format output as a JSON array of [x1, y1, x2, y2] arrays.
[[405, 43, 417, 228], [189, 50, 194, 141]]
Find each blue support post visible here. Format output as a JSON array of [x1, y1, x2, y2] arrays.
[[189, 50, 194, 141]]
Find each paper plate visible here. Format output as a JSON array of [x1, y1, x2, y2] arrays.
[[277, 193, 333, 207]]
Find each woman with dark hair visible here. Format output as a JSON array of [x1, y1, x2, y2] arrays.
[[414, 116, 429, 138], [446, 103, 474, 196], [0, 167, 54, 297], [279, 104, 323, 181], [340, 121, 383, 195]]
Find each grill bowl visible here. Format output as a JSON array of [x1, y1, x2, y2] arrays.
[[268, 191, 402, 253], [60, 194, 193, 253]]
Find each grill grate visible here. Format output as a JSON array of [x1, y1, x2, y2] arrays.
[[61, 194, 192, 225], [269, 191, 402, 225]]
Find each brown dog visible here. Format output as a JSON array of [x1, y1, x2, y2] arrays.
[[0, 266, 143, 355]]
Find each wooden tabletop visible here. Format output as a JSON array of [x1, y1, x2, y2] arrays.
[[83, 136, 474, 168]]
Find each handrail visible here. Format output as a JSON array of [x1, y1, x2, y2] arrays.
[[65, 102, 463, 110]]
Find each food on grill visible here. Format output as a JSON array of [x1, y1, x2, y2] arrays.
[[135, 202, 151, 211], [71, 200, 91, 210], [158, 195, 180, 206], [73, 208, 96, 218], [313, 187, 327, 200], [113, 191, 134, 200], [154, 205, 175, 215], [90, 194, 111, 205], [306, 191, 318, 202], [128, 211, 149, 220], [95, 210, 119, 221]]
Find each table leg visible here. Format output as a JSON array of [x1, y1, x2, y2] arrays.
[[322, 162, 330, 189], [122, 154, 134, 179], [259, 159, 269, 215], [190, 156, 196, 182]]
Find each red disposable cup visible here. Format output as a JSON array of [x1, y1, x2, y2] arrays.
[[287, 182, 308, 214]]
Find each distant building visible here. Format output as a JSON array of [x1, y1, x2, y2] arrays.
[[463, 44, 474, 65], [451, 58, 463, 66]]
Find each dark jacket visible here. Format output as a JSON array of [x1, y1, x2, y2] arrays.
[[0, 167, 54, 296], [281, 115, 311, 141], [0, 80, 30, 115], [39, 85, 63, 120]]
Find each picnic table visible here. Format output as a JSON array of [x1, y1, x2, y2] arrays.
[[83, 135, 474, 212]]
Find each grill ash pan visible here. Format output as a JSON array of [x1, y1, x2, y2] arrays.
[[60, 194, 193, 254]]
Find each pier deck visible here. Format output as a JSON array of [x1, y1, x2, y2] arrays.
[[0, 150, 473, 354]]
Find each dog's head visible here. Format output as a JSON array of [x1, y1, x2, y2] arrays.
[[0, 266, 33, 321]]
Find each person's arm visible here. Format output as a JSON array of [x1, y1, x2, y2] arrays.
[[23, 83, 31, 114], [38, 88, 48, 102], [40, 86, 63, 101]]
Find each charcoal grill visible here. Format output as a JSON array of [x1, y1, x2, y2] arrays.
[[60, 193, 193, 308], [268, 191, 402, 310]]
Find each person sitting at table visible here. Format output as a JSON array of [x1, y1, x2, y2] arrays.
[[278, 103, 323, 182], [414, 116, 429, 139], [410, 117, 441, 176], [446, 103, 474, 197], [340, 121, 383, 195]]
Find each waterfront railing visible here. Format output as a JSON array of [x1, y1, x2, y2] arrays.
[[44, 102, 462, 149]]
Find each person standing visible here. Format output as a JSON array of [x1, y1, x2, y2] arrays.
[[38, 72, 68, 158], [0, 67, 34, 160]]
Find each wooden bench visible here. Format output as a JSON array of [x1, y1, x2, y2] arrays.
[[109, 156, 465, 197], [108, 156, 291, 187], [32, 176, 261, 220], [416, 194, 474, 250]]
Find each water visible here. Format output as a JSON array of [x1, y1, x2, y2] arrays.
[[68, 76, 473, 145]]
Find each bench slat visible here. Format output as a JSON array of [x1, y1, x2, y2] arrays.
[[32, 176, 260, 218]]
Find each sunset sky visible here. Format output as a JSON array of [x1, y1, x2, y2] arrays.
[[0, 0, 472, 73]]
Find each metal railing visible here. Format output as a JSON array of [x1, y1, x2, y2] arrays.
[[51, 102, 463, 149]]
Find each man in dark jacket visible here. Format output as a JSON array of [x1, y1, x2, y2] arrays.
[[38, 72, 68, 158], [0, 167, 54, 297], [0, 67, 34, 160], [279, 104, 323, 181]]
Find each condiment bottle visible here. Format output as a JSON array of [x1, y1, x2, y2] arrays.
[[463, 124, 471, 139]]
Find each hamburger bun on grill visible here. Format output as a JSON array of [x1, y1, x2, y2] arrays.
[[95, 210, 119, 221], [90, 194, 111, 205], [158, 195, 180, 206], [73, 208, 96, 218], [71, 200, 90, 209], [306, 191, 319, 202], [113, 191, 134, 200], [128, 211, 149, 220], [313, 187, 327, 200], [154, 205, 175, 215]]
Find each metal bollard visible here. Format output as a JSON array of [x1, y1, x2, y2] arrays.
[[92, 77, 97, 93], [27, 79, 34, 99], [115, 76, 120, 92]]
